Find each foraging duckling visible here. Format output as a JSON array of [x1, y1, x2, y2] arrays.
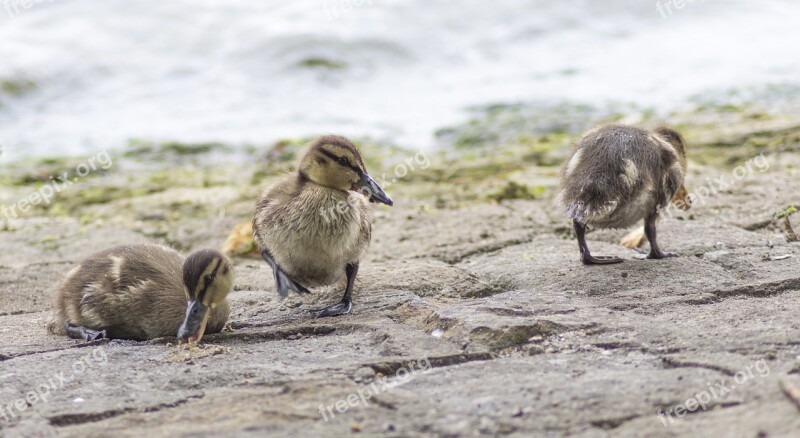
[[48, 244, 233, 343], [253, 135, 393, 318], [559, 124, 690, 265]]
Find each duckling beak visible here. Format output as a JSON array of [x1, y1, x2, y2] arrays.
[[672, 184, 691, 211], [178, 299, 211, 344], [353, 172, 393, 206]]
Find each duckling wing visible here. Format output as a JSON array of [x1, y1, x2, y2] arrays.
[[357, 197, 372, 252], [51, 244, 187, 340]]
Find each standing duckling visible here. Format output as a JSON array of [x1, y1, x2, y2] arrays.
[[48, 244, 233, 343], [253, 135, 393, 317], [559, 124, 689, 265]]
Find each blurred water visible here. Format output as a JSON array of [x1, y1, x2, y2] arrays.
[[0, 0, 798, 159]]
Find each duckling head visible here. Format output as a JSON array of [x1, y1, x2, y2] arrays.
[[656, 127, 691, 211], [299, 135, 393, 206], [178, 249, 234, 343]]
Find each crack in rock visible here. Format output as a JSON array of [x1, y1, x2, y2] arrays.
[[220, 324, 339, 342], [0, 339, 108, 362], [431, 235, 533, 265], [363, 352, 494, 376], [590, 413, 643, 430], [48, 395, 204, 427], [660, 357, 737, 377], [712, 276, 800, 299]]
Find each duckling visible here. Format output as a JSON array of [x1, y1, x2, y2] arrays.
[[559, 124, 689, 265], [253, 135, 393, 318], [47, 244, 233, 343]]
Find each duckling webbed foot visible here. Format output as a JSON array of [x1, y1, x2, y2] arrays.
[[573, 220, 624, 265], [647, 250, 678, 259], [64, 322, 107, 342], [644, 215, 678, 260], [311, 263, 358, 318], [261, 250, 311, 297], [311, 300, 352, 318], [584, 254, 625, 264]]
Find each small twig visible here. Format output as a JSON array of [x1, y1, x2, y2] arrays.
[[780, 379, 800, 411], [780, 217, 798, 242]]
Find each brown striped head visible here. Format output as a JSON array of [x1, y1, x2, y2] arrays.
[[299, 135, 393, 205], [178, 249, 233, 343], [655, 127, 687, 166]]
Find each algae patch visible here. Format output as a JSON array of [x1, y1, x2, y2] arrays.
[[1, 78, 37, 96], [488, 181, 543, 202], [296, 57, 348, 70], [124, 140, 233, 160]]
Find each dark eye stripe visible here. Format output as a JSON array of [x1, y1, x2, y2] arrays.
[[319, 149, 362, 174], [197, 258, 222, 302]]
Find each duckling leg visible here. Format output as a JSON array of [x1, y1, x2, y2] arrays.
[[311, 263, 357, 318], [573, 220, 624, 265], [64, 322, 107, 341], [261, 250, 311, 297], [644, 214, 678, 259]]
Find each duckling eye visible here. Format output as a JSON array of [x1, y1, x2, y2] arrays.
[[204, 274, 214, 284], [337, 156, 349, 166]]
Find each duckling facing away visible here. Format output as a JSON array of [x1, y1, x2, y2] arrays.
[[48, 244, 233, 342], [253, 135, 393, 318], [559, 124, 689, 265]]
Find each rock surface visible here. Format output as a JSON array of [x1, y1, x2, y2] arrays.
[[1, 110, 800, 437]]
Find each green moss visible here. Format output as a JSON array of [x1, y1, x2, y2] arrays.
[[775, 205, 797, 219], [488, 181, 538, 202], [39, 235, 59, 243], [296, 57, 347, 70], [46, 203, 69, 217], [80, 186, 133, 206], [515, 133, 569, 166], [142, 167, 225, 191], [6, 159, 111, 186], [36, 157, 70, 166], [695, 103, 746, 113], [691, 125, 800, 167], [161, 142, 224, 156], [435, 102, 612, 154], [124, 140, 232, 159], [1, 79, 37, 96], [36, 186, 140, 215], [265, 140, 301, 162], [437, 159, 524, 184]]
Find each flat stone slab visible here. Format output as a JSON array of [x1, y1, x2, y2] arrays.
[[1, 169, 800, 437]]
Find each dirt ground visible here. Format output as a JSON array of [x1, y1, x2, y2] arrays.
[[1, 110, 800, 437]]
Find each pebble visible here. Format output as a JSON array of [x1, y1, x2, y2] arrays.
[[704, 250, 730, 261], [354, 366, 376, 382], [527, 345, 545, 355]]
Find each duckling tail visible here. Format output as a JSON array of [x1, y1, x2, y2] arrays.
[[563, 182, 621, 224]]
